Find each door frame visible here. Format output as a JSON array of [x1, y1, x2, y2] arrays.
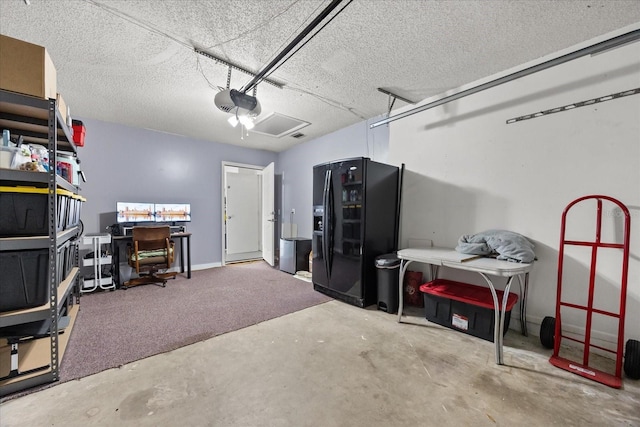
[[221, 161, 272, 266], [261, 162, 275, 266]]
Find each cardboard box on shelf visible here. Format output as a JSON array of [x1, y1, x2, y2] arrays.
[[56, 93, 68, 125], [0, 34, 57, 99]]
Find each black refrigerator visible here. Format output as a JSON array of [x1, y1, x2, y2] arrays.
[[312, 157, 399, 307]]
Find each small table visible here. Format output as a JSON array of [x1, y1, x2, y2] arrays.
[[112, 232, 192, 286], [397, 247, 532, 365]]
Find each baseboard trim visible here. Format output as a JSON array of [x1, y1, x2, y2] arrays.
[[167, 262, 222, 274], [193, 262, 222, 270]]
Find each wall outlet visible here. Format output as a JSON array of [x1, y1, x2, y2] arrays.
[[291, 208, 295, 214]]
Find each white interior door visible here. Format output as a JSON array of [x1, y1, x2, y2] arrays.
[[261, 162, 275, 266], [225, 167, 260, 255]]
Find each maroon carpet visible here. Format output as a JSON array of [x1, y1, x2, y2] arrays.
[[59, 261, 330, 382]]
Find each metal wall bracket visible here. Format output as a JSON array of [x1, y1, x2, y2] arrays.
[[370, 28, 640, 129], [506, 88, 640, 124]]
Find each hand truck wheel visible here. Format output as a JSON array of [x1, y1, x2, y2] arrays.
[[624, 339, 640, 379], [540, 316, 555, 349]]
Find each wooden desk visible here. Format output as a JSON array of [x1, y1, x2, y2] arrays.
[[397, 247, 532, 365], [112, 232, 192, 286]]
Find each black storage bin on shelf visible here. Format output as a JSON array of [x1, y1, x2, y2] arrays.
[[0, 249, 49, 312], [65, 243, 78, 279], [420, 279, 518, 342], [56, 244, 67, 285], [66, 194, 85, 229], [375, 253, 401, 313], [0, 186, 70, 237]]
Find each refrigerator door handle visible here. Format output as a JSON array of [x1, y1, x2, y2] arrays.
[[326, 169, 334, 272], [322, 169, 332, 279]]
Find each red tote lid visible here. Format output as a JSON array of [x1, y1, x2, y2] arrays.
[[420, 279, 518, 311]]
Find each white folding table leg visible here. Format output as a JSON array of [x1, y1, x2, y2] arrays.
[[479, 273, 513, 365], [397, 259, 413, 323]]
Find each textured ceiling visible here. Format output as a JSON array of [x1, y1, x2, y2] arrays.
[[1, 0, 639, 152]]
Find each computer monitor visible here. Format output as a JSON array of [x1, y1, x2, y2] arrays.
[[155, 203, 191, 223], [116, 202, 155, 223]]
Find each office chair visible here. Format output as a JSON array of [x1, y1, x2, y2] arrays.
[[124, 226, 176, 288]]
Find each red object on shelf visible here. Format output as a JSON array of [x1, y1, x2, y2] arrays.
[[57, 161, 71, 181], [71, 119, 85, 147], [550, 195, 631, 389]]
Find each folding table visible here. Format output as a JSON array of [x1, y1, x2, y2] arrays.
[[397, 247, 533, 365]]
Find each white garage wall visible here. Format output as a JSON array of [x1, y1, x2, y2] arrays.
[[276, 117, 389, 239], [388, 27, 640, 345]]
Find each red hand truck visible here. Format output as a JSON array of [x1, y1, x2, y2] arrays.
[[539, 195, 639, 388]]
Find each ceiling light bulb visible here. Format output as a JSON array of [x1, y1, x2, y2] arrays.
[[239, 115, 255, 130], [228, 115, 239, 127]]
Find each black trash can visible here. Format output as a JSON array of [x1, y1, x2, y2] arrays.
[[375, 253, 401, 313]]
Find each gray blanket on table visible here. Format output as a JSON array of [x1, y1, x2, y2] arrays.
[[455, 229, 535, 263]]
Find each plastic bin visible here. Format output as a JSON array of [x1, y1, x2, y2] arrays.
[[420, 279, 518, 342], [0, 186, 74, 236], [375, 253, 401, 313], [54, 241, 77, 284], [56, 152, 80, 185], [72, 119, 85, 147], [0, 145, 19, 169], [65, 193, 86, 229], [65, 242, 78, 278], [56, 243, 67, 284], [0, 144, 30, 169], [0, 249, 49, 312]]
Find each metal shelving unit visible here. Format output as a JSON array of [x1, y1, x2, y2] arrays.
[[0, 90, 81, 397]]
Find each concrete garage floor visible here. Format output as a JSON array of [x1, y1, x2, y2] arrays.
[[2, 300, 639, 426]]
